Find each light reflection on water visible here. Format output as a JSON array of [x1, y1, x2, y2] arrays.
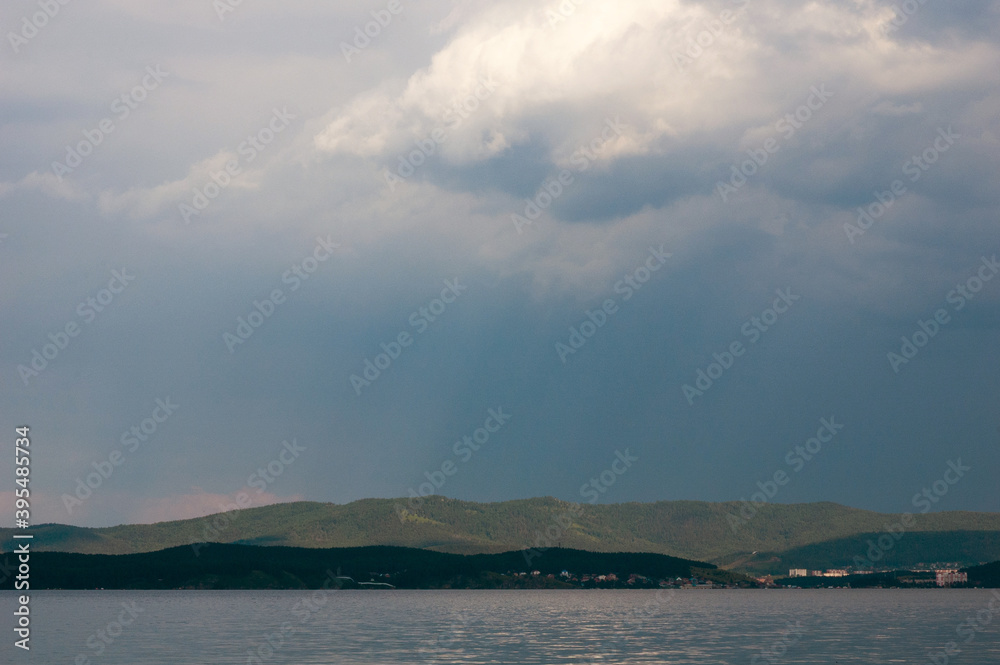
[[2, 589, 998, 664]]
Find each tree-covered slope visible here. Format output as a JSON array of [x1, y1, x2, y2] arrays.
[[3, 497, 999, 567], [729, 530, 1000, 574], [0, 544, 723, 590]]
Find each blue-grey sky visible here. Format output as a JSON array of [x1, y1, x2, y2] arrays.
[[1, 0, 999, 527]]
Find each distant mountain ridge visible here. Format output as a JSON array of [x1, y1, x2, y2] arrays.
[[3, 497, 998, 573]]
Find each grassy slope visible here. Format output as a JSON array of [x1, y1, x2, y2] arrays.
[[3, 497, 999, 566]]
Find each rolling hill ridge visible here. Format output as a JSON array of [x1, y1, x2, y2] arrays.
[[3, 497, 998, 572]]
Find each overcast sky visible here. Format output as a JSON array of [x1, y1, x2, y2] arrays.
[[1, 0, 999, 527]]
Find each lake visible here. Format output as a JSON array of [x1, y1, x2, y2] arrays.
[[2, 589, 998, 663]]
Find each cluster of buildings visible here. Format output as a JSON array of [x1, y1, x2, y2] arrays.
[[515, 570, 723, 588], [788, 569, 848, 578], [935, 570, 968, 586]]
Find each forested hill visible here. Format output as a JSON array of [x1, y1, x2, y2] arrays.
[[2, 497, 999, 571], [0, 544, 734, 590]]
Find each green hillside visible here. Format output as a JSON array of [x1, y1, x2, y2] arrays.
[[3, 497, 998, 569]]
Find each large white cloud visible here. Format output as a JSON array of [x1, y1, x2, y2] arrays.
[[313, 0, 999, 174]]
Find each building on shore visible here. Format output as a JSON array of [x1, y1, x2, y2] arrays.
[[935, 570, 968, 586]]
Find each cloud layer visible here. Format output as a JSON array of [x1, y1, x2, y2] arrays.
[[1, 0, 999, 527]]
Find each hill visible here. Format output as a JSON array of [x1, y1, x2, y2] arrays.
[[964, 560, 1000, 587], [2, 497, 998, 570], [733, 530, 1000, 575], [0, 544, 735, 590]]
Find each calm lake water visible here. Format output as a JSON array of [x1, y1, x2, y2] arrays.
[[2, 589, 998, 663]]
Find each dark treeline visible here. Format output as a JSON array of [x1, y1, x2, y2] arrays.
[[964, 560, 1000, 587], [1, 544, 732, 590]]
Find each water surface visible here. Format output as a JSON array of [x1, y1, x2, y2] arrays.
[[2, 589, 998, 663]]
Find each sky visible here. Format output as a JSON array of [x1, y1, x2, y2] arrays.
[[1, 0, 999, 527]]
